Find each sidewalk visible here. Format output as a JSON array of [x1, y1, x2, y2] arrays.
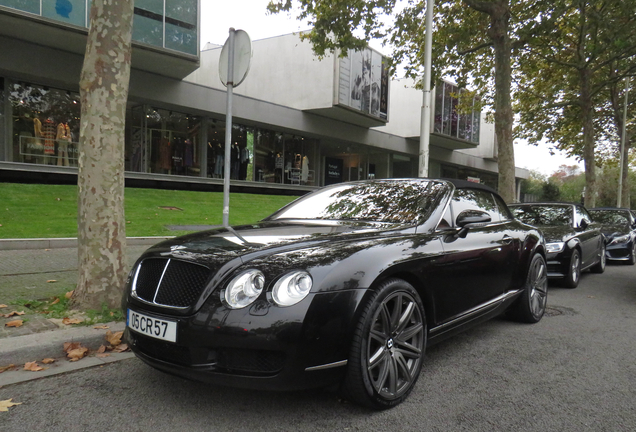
[[0, 237, 169, 379]]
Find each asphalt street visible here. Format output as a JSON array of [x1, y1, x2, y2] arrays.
[[1, 262, 634, 431]]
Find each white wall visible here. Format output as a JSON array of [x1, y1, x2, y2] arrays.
[[184, 33, 335, 110]]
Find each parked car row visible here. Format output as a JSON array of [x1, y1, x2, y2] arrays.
[[508, 203, 636, 288], [121, 178, 635, 409]]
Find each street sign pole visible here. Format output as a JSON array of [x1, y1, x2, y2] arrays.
[[419, 0, 434, 178], [222, 29, 235, 227], [219, 29, 252, 227]]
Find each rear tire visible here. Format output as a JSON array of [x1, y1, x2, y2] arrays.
[[562, 249, 581, 288], [510, 253, 548, 323], [590, 243, 606, 273], [341, 278, 426, 410]]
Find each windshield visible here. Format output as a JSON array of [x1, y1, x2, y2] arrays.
[[589, 210, 629, 225], [265, 180, 447, 224], [511, 205, 572, 226]]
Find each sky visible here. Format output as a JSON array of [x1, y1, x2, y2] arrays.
[[200, 1, 585, 176]]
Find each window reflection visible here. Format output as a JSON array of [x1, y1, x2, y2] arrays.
[[268, 180, 446, 224], [589, 210, 630, 225], [511, 205, 572, 226]]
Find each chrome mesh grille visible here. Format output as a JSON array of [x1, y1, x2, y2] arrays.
[[133, 258, 210, 308]]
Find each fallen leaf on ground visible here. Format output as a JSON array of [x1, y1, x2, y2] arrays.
[[5, 320, 23, 328], [93, 325, 109, 330], [3, 311, 25, 318], [46, 280, 57, 283], [50, 298, 60, 305], [62, 317, 83, 325], [0, 364, 15, 373], [105, 330, 123, 347], [23, 361, 44, 372], [96, 345, 107, 354], [67, 347, 89, 362], [63, 342, 83, 353], [0, 304, 7, 308], [41, 358, 55, 364], [65, 290, 74, 299], [112, 343, 130, 353], [95, 353, 111, 358], [0, 399, 22, 412]]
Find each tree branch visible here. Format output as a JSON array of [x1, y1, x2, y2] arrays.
[[458, 41, 494, 55]]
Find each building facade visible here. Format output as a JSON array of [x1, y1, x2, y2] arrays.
[[0, 1, 528, 195]]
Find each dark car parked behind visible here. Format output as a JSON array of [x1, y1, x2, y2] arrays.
[[509, 202, 605, 288], [123, 179, 547, 410], [589, 207, 636, 265]]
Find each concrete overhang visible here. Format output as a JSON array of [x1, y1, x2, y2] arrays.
[[427, 132, 479, 151], [0, 7, 199, 79], [304, 105, 388, 128]]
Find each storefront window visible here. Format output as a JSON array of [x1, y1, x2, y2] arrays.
[[205, 120, 253, 181], [7, 81, 81, 167], [253, 129, 283, 183], [0, 0, 40, 15], [434, 81, 481, 144], [144, 107, 200, 176]]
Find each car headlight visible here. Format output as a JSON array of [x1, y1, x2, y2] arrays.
[[609, 234, 630, 246], [546, 242, 565, 253], [223, 269, 265, 309], [272, 271, 313, 307]]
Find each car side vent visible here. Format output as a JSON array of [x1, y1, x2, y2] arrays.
[[132, 258, 210, 309]]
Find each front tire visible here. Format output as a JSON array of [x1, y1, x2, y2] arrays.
[[562, 249, 581, 288], [628, 243, 636, 265], [342, 278, 426, 410], [510, 253, 548, 323]]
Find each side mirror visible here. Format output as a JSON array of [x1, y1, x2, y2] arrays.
[[579, 219, 589, 230], [456, 210, 492, 227]]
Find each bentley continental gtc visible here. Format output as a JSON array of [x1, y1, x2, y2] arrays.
[[123, 179, 548, 409]]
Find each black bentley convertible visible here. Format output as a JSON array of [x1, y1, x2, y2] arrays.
[[122, 179, 547, 409]]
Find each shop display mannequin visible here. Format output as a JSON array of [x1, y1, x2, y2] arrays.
[[41, 117, 57, 164], [56, 121, 71, 166]]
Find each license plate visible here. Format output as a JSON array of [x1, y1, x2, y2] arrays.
[[127, 309, 177, 343]]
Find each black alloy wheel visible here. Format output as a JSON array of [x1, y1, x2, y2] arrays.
[[510, 253, 548, 323], [590, 242, 606, 273], [342, 278, 426, 410], [563, 249, 581, 288]]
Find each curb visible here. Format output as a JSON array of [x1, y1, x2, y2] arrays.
[[0, 321, 126, 367], [0, 237, 173, 251]]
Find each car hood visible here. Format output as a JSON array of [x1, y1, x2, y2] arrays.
[[599, 225, 630, 240], [141, 219, 408, 267], [536, 225, 577, 244]]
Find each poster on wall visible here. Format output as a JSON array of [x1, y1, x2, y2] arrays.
[[324, 157, 343, 186], [337, 47, 389, 121]]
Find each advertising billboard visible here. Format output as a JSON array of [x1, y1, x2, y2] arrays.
[[337, 47, 389, 121]]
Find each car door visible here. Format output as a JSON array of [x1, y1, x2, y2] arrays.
[[434, 187, 519, 324], [575, 205, 602, 267]]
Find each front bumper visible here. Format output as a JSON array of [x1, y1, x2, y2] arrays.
[[124, 289, 366, 391], [605, 240, 633, 261], [546, 251, 569, 278]]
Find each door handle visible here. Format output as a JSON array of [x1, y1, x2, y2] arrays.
[[501, 235, 513, 245]]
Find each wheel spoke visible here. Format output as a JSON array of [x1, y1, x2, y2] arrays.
[[395, 301, 415, 334], [368, 345, 386, 368], [388, 293, 403, 332], [394, 351, 413, 384], [396, 322, 424, 346], [370, 351, 391, 393], [386, 355, 399, 395]]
